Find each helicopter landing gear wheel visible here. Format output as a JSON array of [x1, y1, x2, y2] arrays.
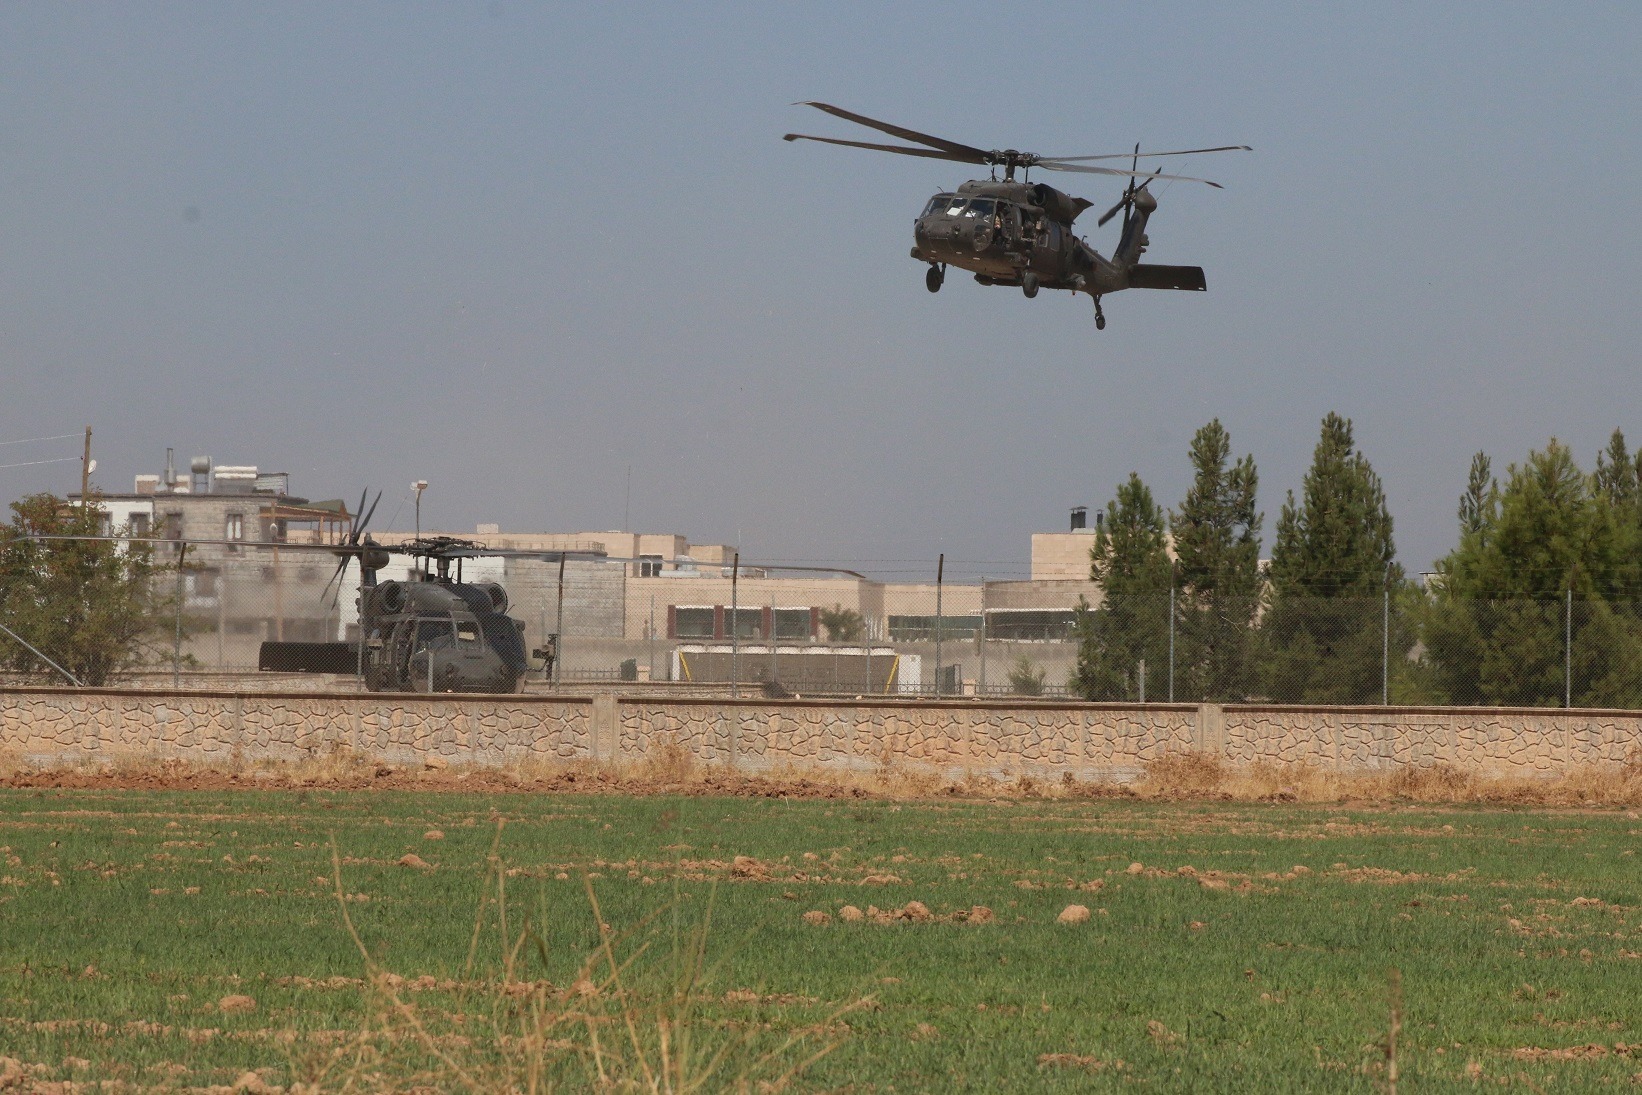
[[1021, 271, 1039, 299], [1093, 296, 1106, 330], [925, 264, 944, 293]]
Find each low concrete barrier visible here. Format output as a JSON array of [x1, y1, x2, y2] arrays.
[[1, 687, 1638, 780]]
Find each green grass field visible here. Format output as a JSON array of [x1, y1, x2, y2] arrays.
[[1, 788, 1639, 1091]]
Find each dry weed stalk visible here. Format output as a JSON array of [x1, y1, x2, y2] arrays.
[[313, 824, 865, 1093], [1384, 968, 1402, 1095]]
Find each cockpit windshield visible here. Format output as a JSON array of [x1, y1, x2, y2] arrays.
[[960, 199, 995, 217], [921, 193, 956, 217]]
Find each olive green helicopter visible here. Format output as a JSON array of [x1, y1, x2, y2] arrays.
[[784, 102, 1250, 328]]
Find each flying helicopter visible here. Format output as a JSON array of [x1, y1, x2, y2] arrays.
[[783, 102, 1249, 328]]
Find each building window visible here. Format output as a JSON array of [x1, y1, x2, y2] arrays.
[[888, 615, 982, 641], [128, 513, 150, 537], [772, 608, 813, 640], [727, 608, 763, 640], [225, 513, 244, 551], [637, 554, 664, 578], [985, 610, 1079, 642], [674, 607, 715, 639]]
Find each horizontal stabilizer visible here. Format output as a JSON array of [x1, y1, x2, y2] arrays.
[[1128, 264, 1207, 291], [259, 641, 357, 674]]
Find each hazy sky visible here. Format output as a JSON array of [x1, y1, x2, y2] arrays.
[[2, 2, 1638, 580]]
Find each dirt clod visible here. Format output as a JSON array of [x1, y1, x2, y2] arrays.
[[730, 855, 770, 881], [423, 829, 444, 841], [1038, 1053, 1119, 1072], [218, 994, 257, 1013], [397, 854, 431, 869], [1058, 905, 1091, 924], [802, 910, 831, 925], [234, 1070, 280, 1094], [838, 905, 864, 922]]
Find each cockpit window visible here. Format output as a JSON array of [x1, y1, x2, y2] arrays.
[[961, 199, 995, 217], [921, 193, 955, 217], [941, 196, 968, 216], [415, 619, 454, 649]]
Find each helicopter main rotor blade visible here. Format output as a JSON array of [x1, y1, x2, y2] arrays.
[[1044, 144, 1252, 163], [1036, 161, 1223, 187], [349, 490, 369, 544], [354, 490, 381, 540], [783, 132, 989, 165], [793, 102, 990, 161]]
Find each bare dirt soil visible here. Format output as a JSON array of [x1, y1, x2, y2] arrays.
[[3, 745, 1641, 806]]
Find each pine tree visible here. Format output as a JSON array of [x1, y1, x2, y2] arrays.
[[1458, 452, 1496, 537], [1423, 438, 1642, 707], [1070, 473, 1171, 700], [0, 494, 169, 685], [1261, 413, 1407, 702], [1167, 420, 1262, 701]]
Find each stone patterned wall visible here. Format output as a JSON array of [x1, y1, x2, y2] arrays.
[[1221, 706, 1642, 774], [0, 689, 595, 769], [618, 701, 1195, 780], [1, 689, 1638, 778]]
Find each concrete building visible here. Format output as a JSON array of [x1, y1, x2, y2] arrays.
[[73, 453, 357, 667], [372, 509, 1103, 691]]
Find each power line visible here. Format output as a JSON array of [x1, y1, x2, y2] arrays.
[[0, 457, 77, 471], [0, 433, 78, 448]]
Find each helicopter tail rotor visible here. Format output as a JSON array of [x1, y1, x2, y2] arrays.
[[1097, 145, 1165, 229]]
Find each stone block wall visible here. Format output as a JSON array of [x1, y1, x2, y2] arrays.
[[0, 688, 1638, 779]]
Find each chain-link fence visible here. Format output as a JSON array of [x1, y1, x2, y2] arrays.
[[1, 539, 1639, 708]]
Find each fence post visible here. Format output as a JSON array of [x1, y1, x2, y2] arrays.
[[1382, 564, 1391, 705], [173, 541, 186, 689], [1565, 587, 1573, 709], [978, 575, 987, 696], [1167, 571, 1175, 703], [933, 553, 944, 697], [730, 552, 739, 699], [554, 553, 566, 687]]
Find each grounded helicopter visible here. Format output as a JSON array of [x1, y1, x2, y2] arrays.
[[784, 102, 1249, 328], [30, 490, 583, 693], [257, 495, 564, 693]]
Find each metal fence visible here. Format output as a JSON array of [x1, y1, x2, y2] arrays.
[[2, 539, 1639, 708]]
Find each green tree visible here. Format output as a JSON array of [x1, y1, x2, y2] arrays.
[[1070, 473, 1171, 700], [1006, 654, 1046, 696], [818, 604, 864, 643], [1261, 413, 1410, 703], [1423, 438, 1642, 706], [0, 494, 170, 685], [1168, 420, 1262, 701]]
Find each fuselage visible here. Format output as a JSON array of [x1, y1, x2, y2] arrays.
[[909, 179, 1138, 295], [361, 577, 529, 693]]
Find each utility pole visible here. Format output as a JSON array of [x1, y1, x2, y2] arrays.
[[412, 481, 428, 537], [80, 426, 92, 503]]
